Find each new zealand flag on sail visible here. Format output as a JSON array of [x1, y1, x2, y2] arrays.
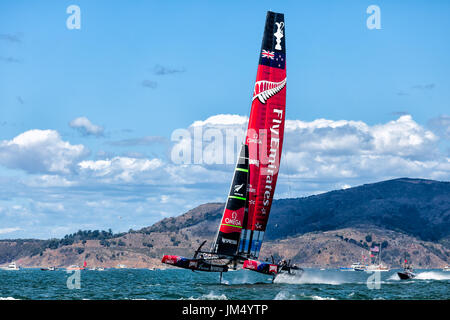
[[257, 11, 286, 70], [259, 50, 285, 69]]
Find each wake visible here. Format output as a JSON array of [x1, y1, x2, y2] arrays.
[[274, 291, 336, 300], [415, 271, 450, 280], [273, 271, 344, 285], [185, 292, 228, 300]]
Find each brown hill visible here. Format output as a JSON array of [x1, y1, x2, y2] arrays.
[[2, 178, 449, 269]]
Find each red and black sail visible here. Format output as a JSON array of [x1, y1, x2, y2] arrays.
[[213, 11, 287, 259], [238, 11, 286, 259]]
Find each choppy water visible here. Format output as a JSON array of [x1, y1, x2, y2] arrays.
[[0, 268, 448, 300]]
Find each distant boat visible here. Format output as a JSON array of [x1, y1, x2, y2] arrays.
[[340, 262, 366, 271], [365, 245, 389, 272], [0, 262, 20, 271], [89, 267, 105, 271], [41, 266, 56, 271], [351, 262, 366, 271], [66, 265, 84, 271], [339, 267, 353, 271], [365, 264, 390, 272], [443, 266, 450, 272], [397, 268, 416, 280], [341, 251, 368, 271], [397, 264, 416, 280], [116, 264, 127, 269]]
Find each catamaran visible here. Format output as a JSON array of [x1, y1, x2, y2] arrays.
[[162, 11, 293, 282]]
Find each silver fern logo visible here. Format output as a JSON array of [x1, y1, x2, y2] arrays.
[[252, 78, 286, 104]]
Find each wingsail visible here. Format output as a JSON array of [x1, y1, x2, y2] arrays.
[[238, 11, 286, 259], [161, 11, 287, 274]]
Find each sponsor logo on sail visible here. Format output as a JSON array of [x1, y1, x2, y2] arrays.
[[222, 238, 237, 245], [234, 184, 244, 193], [263, 108, 283, 208], [247, 132, 262, 144], [274, 22, 284, 50], [225, 211, 242, 227]]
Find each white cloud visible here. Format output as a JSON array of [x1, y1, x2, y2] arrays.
[[370, 115, 438, 158], [69, 116, 104, 136], [0, 129, 87, 174], [0, 227, 21, 235], [191, 114, 248, 127], [284, 115, 438, 159], [78, 156, 164, 182], [171, 114, 448, 185], [281, 115, 443, 183]]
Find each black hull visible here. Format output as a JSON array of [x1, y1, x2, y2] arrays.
[[397, 271, 415, 280], [161, 255, 228, 273]]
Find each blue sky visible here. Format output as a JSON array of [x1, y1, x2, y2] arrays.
[[0, 1, 449, 239]]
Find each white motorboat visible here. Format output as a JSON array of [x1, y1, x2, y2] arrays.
[[0, 262, 20, 270], [351, 262, 367, 271]]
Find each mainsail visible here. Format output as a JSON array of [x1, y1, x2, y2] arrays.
[[239, 11, 286, 259], [214, 11, 287, 260]]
